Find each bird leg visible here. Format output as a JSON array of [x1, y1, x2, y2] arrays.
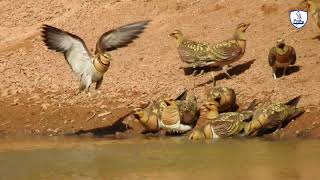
[[191, 69, 198, 76], [95, 77, 103, 90], [272, 67, 277, 79], [76, 82, 87, 95], [197, 69, 205, 76], [210, 67, 216, 87], [282, 67, 287, 77], [222, 65, 232, 79]]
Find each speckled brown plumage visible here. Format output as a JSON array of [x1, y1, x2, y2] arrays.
[[206, 86, 237, 112], [170, 23, 250, 85], [245, 96, 305, 136], [268, 38, 296, 79]]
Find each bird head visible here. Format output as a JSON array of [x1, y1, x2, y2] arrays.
[[208, 91, 222, 105], [203, 102, 219, 119], [133, 109, 147, 122], [233, 23, 250, 40], [188, 129, 205, 140], [99, 52, 112, 65], [305, 0, 317, 11], [245, 113, 266, 136], [93, 52, 111, 73], [276, 38, 286, 49], [134, 109, 159, 131], [203, 101, 219, 111], [170, 30, 184, 44]]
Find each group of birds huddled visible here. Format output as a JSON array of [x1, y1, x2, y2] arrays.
[[134, 87, 304, 140], [40, 0, 317, 139]]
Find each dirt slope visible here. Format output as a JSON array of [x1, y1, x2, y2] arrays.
[[0, 0, 319, 138]]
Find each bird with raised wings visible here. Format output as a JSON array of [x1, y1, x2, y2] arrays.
[[170, 23, 250, 86], [268, 38, 296, 79], [41, 21, 149, 94]]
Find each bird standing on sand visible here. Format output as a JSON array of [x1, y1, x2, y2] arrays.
[[245, 96, 305, 137], [268, 38, 296, 79], [170, 23, 250, 86], [41, 21, 149, 94]]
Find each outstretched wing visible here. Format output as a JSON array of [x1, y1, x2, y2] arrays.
[[95, 20, 150, 53], [268, 47, 277, 66], [41, 24, 91, 76]]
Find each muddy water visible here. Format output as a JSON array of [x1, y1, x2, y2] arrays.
[[0, 137, 319, 180]]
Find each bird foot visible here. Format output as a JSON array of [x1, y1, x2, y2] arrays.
[[197, 69, 205, 77], [272, 73, 277, 80]]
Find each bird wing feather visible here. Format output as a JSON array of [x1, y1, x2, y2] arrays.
[[211, 120, 241, 137], [268, 47, 277, 66], [95, 20, 150, 53], [177, 41, 213, 66], [41, 24, 91, 76], [208, 40, 242, 62]]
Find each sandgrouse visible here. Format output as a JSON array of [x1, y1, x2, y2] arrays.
[[170, 23, 250, 85], [41, 21, 149, 94], [206, 86, 237, 112], [189, 100, 256, 140], [134, 91, 199, 134], [268, 38, 296, 79], [245, 96, 305, 137]]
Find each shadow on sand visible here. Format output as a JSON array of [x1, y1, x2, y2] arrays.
[[274, 65, 301, 78], [190, 59, 255, 88], [71, 112, 133, 137]]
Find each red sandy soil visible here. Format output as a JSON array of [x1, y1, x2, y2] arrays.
[[0, 0, 319, 138]]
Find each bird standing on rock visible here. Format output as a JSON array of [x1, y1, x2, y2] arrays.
[[41, 21, 149, 94], [170, 23, 250, 86], [268, 38, 296, 79], [245, 96, 305, 137]]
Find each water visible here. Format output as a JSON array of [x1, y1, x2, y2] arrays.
[[0, 137, 319, 180]]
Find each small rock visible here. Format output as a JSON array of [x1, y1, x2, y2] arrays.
[[97, 111, 112, 118], [100, 105, 108, 109], [41, 103, 50, 111], [306, 109, 311, 113], [10, 98, 19, 106]]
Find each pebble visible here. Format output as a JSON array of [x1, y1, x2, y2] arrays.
[[100, 105, 108, 109], [97, 111, 112, 118], [41, 103, 50, 111]]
